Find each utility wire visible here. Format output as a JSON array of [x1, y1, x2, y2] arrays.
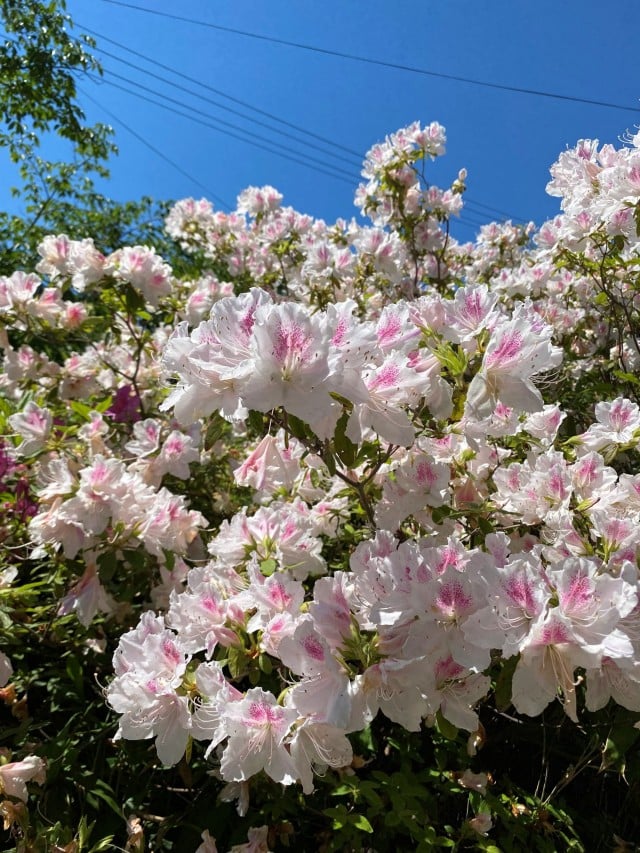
[[84, 82, 490, 239], [457, 214, 492, 230], [463, 197, 527, 222], [95, 71, 501, 226], [100, 0, 640, 115], [100, 67, 359, 182], [455, 219, 483, 232], [81, 38, 512, 220], [89, 72, 357, 185], [88, 72, 499, 231], [0, 25, 514, 222], [78, 21, 365, 161], [0, 26, 510, 222], [82, 29, 524, 220], [82, 81, 490, 240], [76, 18, 541, 221], [81, 83, 490, 243], [454, 222, 485, 239], [80, 27, 364, 171], [79, 85, 232, 209]]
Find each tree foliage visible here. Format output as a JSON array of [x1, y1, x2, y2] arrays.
[[0, 1, 187, 275]]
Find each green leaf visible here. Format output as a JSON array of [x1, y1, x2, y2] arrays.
[[88, 839, 116, 853], [324, 805, 348, 829], [77, 815, 94, 848], [324, 449, 337, 476], [285, 413, 310, 441], [204, 412, 228, 448], [612, 370, 640, 387], [69, 400, 92, 420], [601, 720, 640, 774], [95, 395, 114, 413], [435, 711, 459, 740], [434, 341, 468, 377], [227, 646, 247, 679], [97, 550, 118, 582], [611, 234, 626, 252], [477, 515, 495, 535], [350, 814, 374, 833], [353, 724, 375, 755], [334, 411, 358, 468], [124, 283, 145, 314], [65, 654, 84, 698], [494, 654, 519, 711], [431, 505, 452, 525], [86, 781, 122, 818], [260, 558, 277, 576], [258, 653, 273, 675], [247, 410, 265, 434]]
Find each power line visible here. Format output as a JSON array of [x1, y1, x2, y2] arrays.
[[80, 41, 514, 220], [94, 72, 505, 225], [455, 219, 485, 234], [87, 72, 501, 230], [99, 68, 359, 183], [77, 21, 366, 162], [62, 21, 522, 221], [463, 197, 527, 222], [77, 86, 495, 239], [89, 72, 357, 186], [458, 215, 493, 230], [100, 65, 359, 182], [81, 27, 517, 220], [82, 83, 491, 241], [2, 24, 359, 183], [79, 85, 233, 210], [99, 0, 640, 116], [79, 24, 364, 171], [81, 84, 493, 241], [0, 24, 518, 222]]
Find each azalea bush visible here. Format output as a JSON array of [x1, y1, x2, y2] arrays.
[[2, 120, 640, 852]]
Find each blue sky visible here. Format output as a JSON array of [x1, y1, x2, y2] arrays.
[[5, 0, 640, 241]]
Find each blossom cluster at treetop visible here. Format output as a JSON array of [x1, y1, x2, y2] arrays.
[[2, 119, 640, 851]]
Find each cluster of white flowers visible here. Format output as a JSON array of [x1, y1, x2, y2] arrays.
[[4, 120, 640, 846]]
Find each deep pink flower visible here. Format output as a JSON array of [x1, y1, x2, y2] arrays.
[[107, 384, 142, 423]]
